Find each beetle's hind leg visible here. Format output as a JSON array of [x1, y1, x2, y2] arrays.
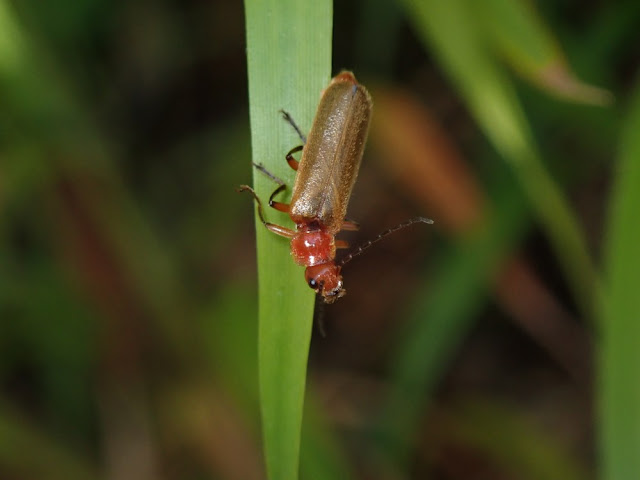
[[244, 163, 292, 214], [252, 162, 291, 212], [268, 184, 291, 214], [249, 120, 304, 216], [253, 162, 286, 186], [251, 155, 295, 214], [285, 145, 302, 171], [280, 109, 307, 143], [237, 185, 295, 238]]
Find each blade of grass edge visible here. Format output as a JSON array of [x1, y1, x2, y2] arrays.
[[244, 1, 332, 479], [599, 83, 640, 480]]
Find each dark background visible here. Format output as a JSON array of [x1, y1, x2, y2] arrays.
[[1, 0, 636, 478]]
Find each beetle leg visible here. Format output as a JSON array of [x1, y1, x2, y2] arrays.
[[335, 240, 350, 249], [268, 184, 291, 214], [265, 223, 296, 238], [243, 172, 292, 215], [285, 145, 303, 171], [341, 219, 360, 231], [252, 163, 293, 212], [237, 185, 296, 238], [280, 110, 307, 143], [253, 162, 285, 186]]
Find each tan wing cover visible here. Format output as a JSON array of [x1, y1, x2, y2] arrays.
[[289, 72, 372, 234]]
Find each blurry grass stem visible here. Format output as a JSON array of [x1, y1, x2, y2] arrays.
[[600, 82, 640, 480], [400, 0, 601, 319]]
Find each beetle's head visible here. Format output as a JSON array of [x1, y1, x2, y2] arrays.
[[304, 263, 345, 303]]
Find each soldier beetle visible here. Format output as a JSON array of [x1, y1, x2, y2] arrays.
[[240, 71, 433, 303]]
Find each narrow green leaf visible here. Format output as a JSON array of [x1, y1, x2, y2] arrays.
[[243, 1, 332, 479], [0, 0, 26, 73], [600, 84, 640, 480], [398, 0, 600, 319]]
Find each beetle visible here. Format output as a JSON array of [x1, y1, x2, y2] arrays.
[[240, 71, 432, 303]]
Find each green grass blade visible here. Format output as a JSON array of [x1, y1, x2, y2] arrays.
[[398, 0, 600, 319], [202, 286, 353, 480], [0, 0, 26, 73], [599, 84, 640, 480], [243, 1, 332, 479]]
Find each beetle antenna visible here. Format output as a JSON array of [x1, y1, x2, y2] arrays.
[[339, 217, 434, 267]]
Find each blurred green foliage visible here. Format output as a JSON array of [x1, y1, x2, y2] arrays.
[[0, 0, 637, 479]]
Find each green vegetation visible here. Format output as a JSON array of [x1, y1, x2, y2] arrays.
[[0, 0, 636, 479]]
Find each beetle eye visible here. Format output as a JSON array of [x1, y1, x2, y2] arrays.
[[308, 278, 318, 289]]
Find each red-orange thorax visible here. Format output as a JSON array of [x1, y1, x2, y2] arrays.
[[290, 226, 344, 303], [290, 227, 335, 267]]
